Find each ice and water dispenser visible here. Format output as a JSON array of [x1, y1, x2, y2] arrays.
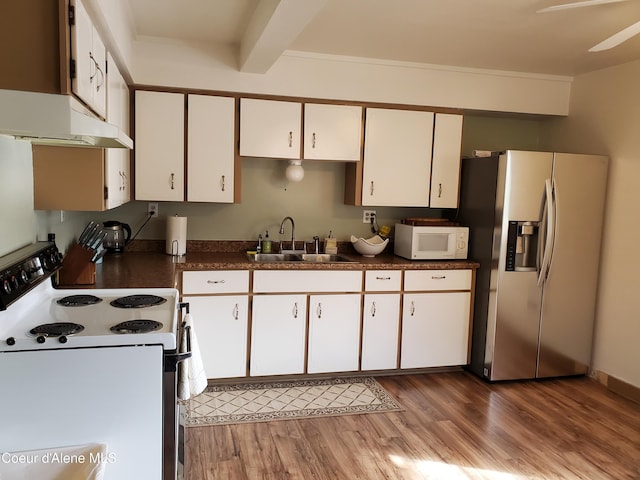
[[505, 221, 539, 271]]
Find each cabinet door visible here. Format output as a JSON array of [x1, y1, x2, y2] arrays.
[[135, 91, 184, 201], [430, 114, 463, 208], [250, 295, 307, 376], [105, 148, 130, 209], [308, 294, 361, 374], [362, 108, 434, 206], [361, 294, 400, 370], [239, 98, 301, 159], [70, 0, 106, 117], [183, 295, 248, 379], [400, 292, 471, 368], [105, 56, 130, 210], [303, 104, 362, 161], [187, 95, 236, 202]]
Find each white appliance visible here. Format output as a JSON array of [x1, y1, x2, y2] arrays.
[[394, 224, 469, 260], [458, 150, 608, 381], [0, 242, 189, 480]]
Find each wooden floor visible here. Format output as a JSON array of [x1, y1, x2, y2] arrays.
[[185, 372, 640, 479]]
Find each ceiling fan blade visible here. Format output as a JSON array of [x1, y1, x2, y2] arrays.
[[537, 0, 629, 13], [589, 20, 640, 51]]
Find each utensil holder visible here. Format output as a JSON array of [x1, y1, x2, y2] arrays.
[[58, 242, 96, 286]]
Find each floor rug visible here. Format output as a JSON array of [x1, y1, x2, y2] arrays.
[[183, 377, 403, 426]]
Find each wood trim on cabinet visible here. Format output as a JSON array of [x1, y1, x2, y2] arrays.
[[33, 145, 106, 211], [0, 0, 67, 94]]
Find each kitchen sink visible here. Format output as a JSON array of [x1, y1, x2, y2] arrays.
[[300, 254, 356, 263], [246, 253, 356, 263]]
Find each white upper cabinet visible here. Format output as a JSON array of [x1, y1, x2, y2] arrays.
[[105, 54, 130, 210], [303, 104, 362, 161], [362, 108, 434, 206], [135, 91, 185, 201], [70, 0, 106, 117], [187, 94, 237, 203], [430, 113, 464, 208], [239, 98, 302, 159]]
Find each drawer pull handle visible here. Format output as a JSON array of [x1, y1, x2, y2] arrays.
[[431, 275, 446, 280], [221, 175, 225, 192], [207, 279, 226, 284], [316, 302, 322, 319], [370, 180, 374, 196], [170, 173, 175, 190], [371, 301, 377, 317], [375, 276, 391, 281], [410, 301, 415, 316], [312, 132, 317, 148], [232, 303, 239, 320], [288, 131, 293, 147]]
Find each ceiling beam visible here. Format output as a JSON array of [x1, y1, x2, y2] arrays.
[[239, 0, 328, 73]]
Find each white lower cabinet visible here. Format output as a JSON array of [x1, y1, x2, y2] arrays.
[[308, 294, 361, 374], [182, 270, 250, 379], [361, 294, 401, 370], [250, 295, 307, 376], [183, 295, 248, 379], [400, 291, 471, 368]]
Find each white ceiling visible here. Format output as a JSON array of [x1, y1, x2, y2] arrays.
[[127, 0, 640, 76]]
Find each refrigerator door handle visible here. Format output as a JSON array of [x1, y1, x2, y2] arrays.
[[537, 178, 555, 287]]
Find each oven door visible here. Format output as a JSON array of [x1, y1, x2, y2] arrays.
[[0, 346, 164, 479]]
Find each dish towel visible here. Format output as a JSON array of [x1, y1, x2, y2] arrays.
[[178, 313, 207, 401]]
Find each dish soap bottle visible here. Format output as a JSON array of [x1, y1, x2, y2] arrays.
[[324, 230, 338, 255], [262, 230, 272, 253]]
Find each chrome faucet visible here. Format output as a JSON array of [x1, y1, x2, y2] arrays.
[[279, 216, 304, 253]]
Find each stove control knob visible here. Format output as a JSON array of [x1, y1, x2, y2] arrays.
[[3, 279, 11, 294], [6, 337, 15, 346], [36, 336, 46, 344], [10, 276, 19, 290], [40, 256, 50, 270], [58, 336, 68, 344], [19, 270, 29, 285]]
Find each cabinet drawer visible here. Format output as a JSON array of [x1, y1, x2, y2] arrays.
[[182, 270, 249, 294], [364, 270, 401, 291], [404, 270, 471, 291], [253, 270, 362, 293]]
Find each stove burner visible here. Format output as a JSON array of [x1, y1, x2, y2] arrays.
[[110, 295, 167, 309], [110, 320, 163, 334], [57, 295, 102, 307], [30, 322, 85, 337]]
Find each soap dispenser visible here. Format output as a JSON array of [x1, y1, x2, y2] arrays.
[[324, 230, 338, 255], [262, 230, 272, 253]]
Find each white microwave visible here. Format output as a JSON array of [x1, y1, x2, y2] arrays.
[[394, 224, 469, 260]]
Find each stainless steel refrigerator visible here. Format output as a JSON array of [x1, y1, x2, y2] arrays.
[[459, 150, 608, 381]]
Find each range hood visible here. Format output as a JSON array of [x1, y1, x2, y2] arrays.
[[0, 89, 133, 149]]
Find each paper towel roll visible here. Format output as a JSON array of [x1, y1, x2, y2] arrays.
[[166, 215, 187, 256]]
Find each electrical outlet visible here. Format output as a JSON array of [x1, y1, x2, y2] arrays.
[[148, 202, 158, 217], [362, 210, 376, 223]]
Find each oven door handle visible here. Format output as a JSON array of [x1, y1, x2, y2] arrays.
[[164, 323, 192, 372]]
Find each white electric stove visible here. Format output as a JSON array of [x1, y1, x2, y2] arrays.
[[0, 242, 188, 480]]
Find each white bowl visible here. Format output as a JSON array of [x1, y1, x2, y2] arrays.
[[350, 235, 389, 257]]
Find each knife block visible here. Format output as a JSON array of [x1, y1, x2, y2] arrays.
[[58, 242, 96, 286]]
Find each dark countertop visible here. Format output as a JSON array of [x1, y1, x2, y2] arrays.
[[92, 250, 480, 290]]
